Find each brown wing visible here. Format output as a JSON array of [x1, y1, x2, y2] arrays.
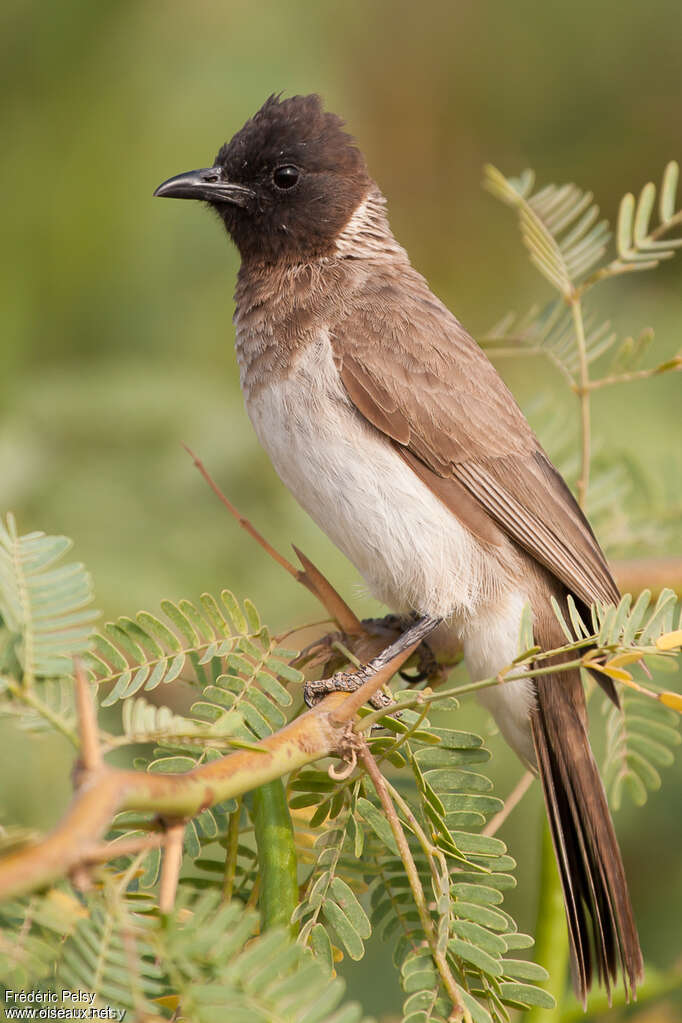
[[331, 268, 619, 608]]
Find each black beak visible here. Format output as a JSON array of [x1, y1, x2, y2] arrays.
[[153, 167, 254, 207]]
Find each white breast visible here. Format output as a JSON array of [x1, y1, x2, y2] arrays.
[[244, 333, 503, 623], [242, 330, 537, 765]]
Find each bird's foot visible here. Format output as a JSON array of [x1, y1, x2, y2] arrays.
[[303, 670, 392, 710], [303, 614, 442, 709], [361, 612, 440, 684]]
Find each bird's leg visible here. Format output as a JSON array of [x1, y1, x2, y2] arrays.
[[362, 611, 440, 684], [303, 614, 442, 708]]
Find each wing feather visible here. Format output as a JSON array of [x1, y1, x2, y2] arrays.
[[331, 267, 619, 608]]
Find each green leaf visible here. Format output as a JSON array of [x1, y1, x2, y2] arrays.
[[660, 161, 679, 221], [452, 901, 509, 932], [499, 981, 555, 1009], [160, 599, 198, 644], [640, 589, 677, 644], [355, 797, 398, 855], [459, 990, 494, 1023], [221, 590, 248, 634], [322, 899, 364, 960], [243, 598, 261, 633], [449, 937, 502, 977], [0, 515, 96, 681], [516, 601, 535, 656], [617, 192, 635, 257], [621, 589, 651, 645], [329, 878, 371, 940], [634, 182, 656, 244], [502, 932, 535, 950], [501, 958, 549, 982], [310, 923, 333, 973], [426, 729, 484, 749], [416, 747, 490, 768], [450, 920, 507, 956], [148, 755, 195, 773], [441, 793, 504, 816], [425, 769, 493, 793], [451, 884, 503, 906]]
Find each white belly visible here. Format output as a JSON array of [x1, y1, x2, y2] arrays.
[[245, 335, 502, 621], [243, 332, 536, 764]]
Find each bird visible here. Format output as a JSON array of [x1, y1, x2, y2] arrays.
[[154, 93, 643, 1003]]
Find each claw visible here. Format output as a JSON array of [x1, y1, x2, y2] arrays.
[[302, 614, 442, 711]]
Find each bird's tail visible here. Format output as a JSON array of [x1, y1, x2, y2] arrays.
[[530, 664, 644, 1005]]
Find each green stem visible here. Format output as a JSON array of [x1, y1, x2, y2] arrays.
[[524, 819, 569, 1023], [223, 798, 241, 902], [251, 780, 298, 937]]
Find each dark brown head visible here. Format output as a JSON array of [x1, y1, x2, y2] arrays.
[[154, 94, 371, 264]]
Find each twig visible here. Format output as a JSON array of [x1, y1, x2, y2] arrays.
[[359, 741, 469, 1023], [0, 686, 354, 901], [83, 834, 166, 865], [159, 822, 186, 914], [183, 444, 364, 634], [331, 640, 363, 668], [183, 443, 301, 581], [293, 546, 364, 636], [585, 357, 681, 391], [482, 770, 534, 837]]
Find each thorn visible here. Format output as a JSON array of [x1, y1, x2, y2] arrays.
[[293, 545, 365, 635], [159, 822, 185, 914], [73, 657, 102, 772]]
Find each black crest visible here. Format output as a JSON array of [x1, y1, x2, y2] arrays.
[[213, 94, 371, 263]]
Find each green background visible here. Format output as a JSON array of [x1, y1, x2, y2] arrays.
[[1, 1, 681, 1018]]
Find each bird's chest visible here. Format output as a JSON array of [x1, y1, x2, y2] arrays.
[[239, 333, 489, 620]]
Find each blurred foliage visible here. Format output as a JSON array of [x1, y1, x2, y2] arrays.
[[3, 519, 678, 1020], [1, 1, 681, 1020]]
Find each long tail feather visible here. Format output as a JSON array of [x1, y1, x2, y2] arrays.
[[531, 667, 644, 1005]]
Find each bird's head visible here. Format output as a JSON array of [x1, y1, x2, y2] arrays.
[[154, 94, 371, 264]]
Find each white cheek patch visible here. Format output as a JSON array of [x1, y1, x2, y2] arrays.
[[334, 191, 407, 260]]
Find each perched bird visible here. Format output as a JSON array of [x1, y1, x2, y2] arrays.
[[155, 93, 643, 1002]]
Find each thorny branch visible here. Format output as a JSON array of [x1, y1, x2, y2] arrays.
[[2, 452, 680, 915], [0, 623, 423, 903], [183, 444, 365, 637]]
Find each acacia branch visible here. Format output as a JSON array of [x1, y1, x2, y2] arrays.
[[0, 691, 348, 902], [0, 625, 424, 903]]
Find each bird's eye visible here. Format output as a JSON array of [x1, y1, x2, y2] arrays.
[[272, 165, 300, 190]]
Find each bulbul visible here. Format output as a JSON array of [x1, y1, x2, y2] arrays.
[[155, 93, 643, 1002]]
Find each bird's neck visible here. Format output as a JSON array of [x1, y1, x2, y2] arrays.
[[233, 187, 409, 396], [334, 187, 408, 261]]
